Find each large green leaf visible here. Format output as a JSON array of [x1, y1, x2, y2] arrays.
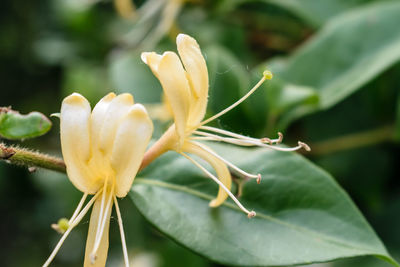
[[257, 1, 400, 130], [218, 0, 368, 27], [0, 108, 51, 140], [262, 0, 369, 27], [130, 143, 397, 266]]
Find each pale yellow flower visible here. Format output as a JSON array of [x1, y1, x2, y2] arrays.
[[141, 34, 309, 217], [44, 93, 153, 267]]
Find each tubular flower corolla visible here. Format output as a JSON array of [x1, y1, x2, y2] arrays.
[[44, 93, 153, 267]]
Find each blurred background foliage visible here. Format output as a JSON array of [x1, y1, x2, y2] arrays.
[[0, 0, 400, 266]]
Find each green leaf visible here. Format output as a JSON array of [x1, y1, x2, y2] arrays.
[[262, 0, 368, 27], [130, 143, 398, 266], [218, 0, 368, 27], [0, 108, 52, 140], [258, 1, 400, 130]]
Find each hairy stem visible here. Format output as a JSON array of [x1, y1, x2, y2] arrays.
[[0, 143, 66, 173]]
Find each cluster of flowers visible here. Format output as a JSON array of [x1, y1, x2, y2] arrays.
[[43, 34, 309, 267]]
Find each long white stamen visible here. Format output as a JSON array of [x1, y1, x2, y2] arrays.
[[193, 131, 309, 152], [180, 152, 256, 218], [193, 131, 261, 146], [199, 72, 271, 127], [191, 141, 260, 180], [95, 175, 109, 244], [193, 131, 255, 146], [68, 193, 88, 224], [199, 126, 282, 144], [43, 190, 102, 267], [113, 196, 130, 267], [91, 180, 115, 263], [191, 135, 253, 146]]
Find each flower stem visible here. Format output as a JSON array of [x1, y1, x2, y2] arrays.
[[0, 143, 66, 173], [140, 125, 177, 170]]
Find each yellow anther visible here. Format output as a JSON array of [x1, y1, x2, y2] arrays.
[[298, 141, 311, 152], [247, 211, 256, 218], [51, 218, 69, 234], [261, 137, 272, 145], [263, 70, 273, 80], [256, 174, 262, 184]]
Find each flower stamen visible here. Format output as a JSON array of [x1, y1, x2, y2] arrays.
[[91, 179, 115, 263], [113, 195, 129, 267], [95, 175, 109, 241], [180, 152, 256, 217], [69, 193, 88, 224], [51, 193, 88, 234], [43, 190, 103, 267], [199, 126, 271, 144], [193, 130, 309, 152], [198, 127, 283, 146], [191, 141, 260, 181], [192, 131, 258, 147], [261, 132, 283, 144], [198, 71, 272, 127]]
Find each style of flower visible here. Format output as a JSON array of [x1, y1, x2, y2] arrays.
[[141, 33, 310, 218], [44, 93, 153, 267]]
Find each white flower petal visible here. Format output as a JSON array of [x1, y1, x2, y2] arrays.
[[177, 33, 209, 126], [111, 104, 153, 197], [91, 93, 116, 150], [182, 141, 231, 207], [141, 52, 162, 78], [89, 93, 116, 170], [98, 93, 134, 156], [60, 93, 98, 193], [142, 51, 192, 144], [156, 51, 191, 143]]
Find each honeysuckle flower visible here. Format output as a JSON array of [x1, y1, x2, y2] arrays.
[[44, 93, 153, 267], [141, 34, 310, 218]]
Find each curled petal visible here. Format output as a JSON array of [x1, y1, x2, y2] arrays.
[[145, 51, 191, 145], [111, 104, 153, 197], [177, 34, 209, 126], [141, 52, 162, 78], [182, 141, 231, 207], [60, 93, 98, 193], [98, 94, 134, 157]]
